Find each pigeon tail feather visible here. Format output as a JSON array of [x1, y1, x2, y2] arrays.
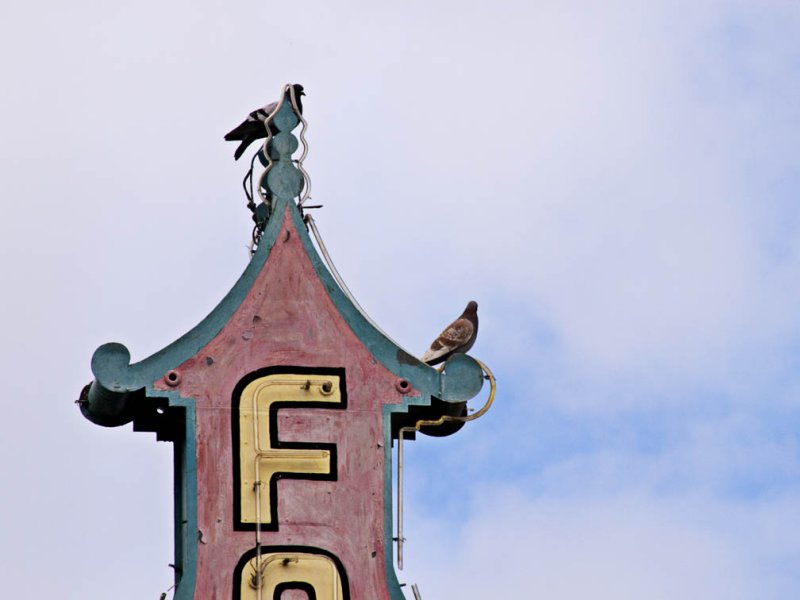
[[225, 119, 261, 141], [233, 136, 260, 161]]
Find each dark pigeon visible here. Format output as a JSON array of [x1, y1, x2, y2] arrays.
[[421, 301, 479, 366], [224, 84, 305, 160]]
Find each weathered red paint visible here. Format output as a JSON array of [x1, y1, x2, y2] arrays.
[[154, 203, 415, 599]]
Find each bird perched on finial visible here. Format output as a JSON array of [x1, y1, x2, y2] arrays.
[[420, 301, 479, 366], [224, 84, 305, 160]]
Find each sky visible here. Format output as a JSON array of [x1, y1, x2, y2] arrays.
[[1, 0, 799, 597]]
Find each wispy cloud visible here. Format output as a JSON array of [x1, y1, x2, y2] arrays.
[[404, 486, 800, 599]]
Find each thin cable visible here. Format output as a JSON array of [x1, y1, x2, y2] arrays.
[[305, 215, 416, 356]]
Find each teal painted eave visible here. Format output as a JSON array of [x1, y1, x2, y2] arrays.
[[81, 198, 286, 426], [82, 195, 481, 427]]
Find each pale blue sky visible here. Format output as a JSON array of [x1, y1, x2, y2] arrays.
[[1, 1, 799, 598]]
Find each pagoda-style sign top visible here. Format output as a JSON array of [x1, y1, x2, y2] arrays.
[[78, 84, 494, 600]]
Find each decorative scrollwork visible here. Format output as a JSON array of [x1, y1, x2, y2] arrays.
[[245, 84, 310, 255]]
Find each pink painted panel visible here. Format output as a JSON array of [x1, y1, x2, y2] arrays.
[[155, 205, 415, 599]]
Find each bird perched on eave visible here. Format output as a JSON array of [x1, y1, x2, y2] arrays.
[[224, 84, 305, 160], [420, 301, 479, 366]]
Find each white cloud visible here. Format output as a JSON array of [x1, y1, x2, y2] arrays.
[[403, 487, 800, 599]]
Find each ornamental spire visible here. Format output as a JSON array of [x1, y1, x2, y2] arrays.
[[225, 83, 312, 253]]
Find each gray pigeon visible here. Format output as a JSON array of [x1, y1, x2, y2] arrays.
[[421, 301, 479, 366], [224, 84, 305, 160]]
